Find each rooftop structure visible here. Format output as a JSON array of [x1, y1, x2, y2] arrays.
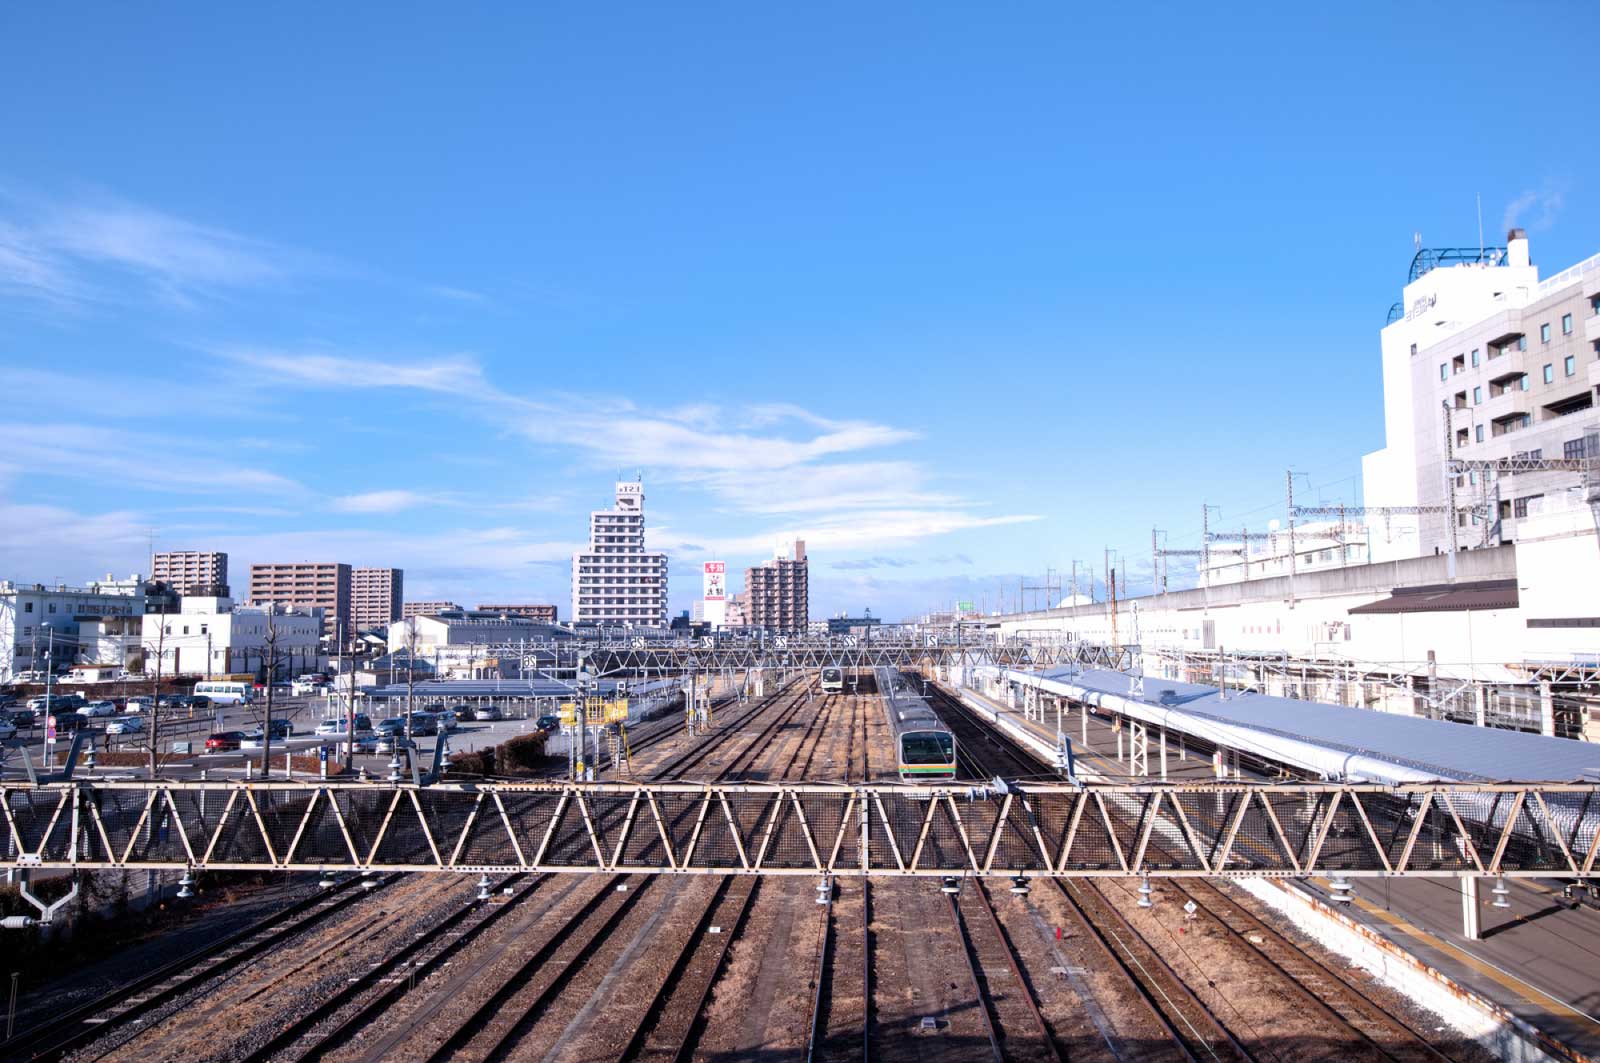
[[476, 603, 557, 623], [402, 600, 460, 619]]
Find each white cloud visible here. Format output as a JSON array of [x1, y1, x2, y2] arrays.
[[0, 425, 306, 498], [652, 509, 1040, 558], [0, 192, 296, 308], [332, 489, 430, 514]]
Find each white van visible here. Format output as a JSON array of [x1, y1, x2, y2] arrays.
[[193, 681, 254, 705]]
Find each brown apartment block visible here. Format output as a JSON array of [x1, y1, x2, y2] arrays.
[[403, 601, 461, 619], [476, 603, 558, 622], [352, 567, 404, 629], [150, 550, 229, 596], [743, 540, 808, 634], [249, 562, 351, 638]]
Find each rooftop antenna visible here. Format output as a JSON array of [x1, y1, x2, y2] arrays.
[[1414, 231, 1422, 252], [1476, 193, 1484, 260]]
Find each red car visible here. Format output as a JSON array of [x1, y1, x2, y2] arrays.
[[205, 731, 246, 751]]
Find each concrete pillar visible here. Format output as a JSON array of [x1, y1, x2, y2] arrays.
[[1213, 749, 1226, 779], [1115, 718, 1124, 762], [1540, 682, 1556, 737], [1159, 728, 1168, 781], [1461, 877, 1481, 940], [1081, 705, 1088, 747], [1179, 734, 1186, 761], [1230, 748, 1241, 778], [1475, 685, 1487, 728]]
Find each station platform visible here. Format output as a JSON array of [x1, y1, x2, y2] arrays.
[[948, 681, 1600, 1060]]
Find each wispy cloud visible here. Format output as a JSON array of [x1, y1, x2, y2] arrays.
[[425, 284, 490, 304], [0, 191, 297, 308], [0, 425, 306, 498], [1503, 186, 1565, 233], [332, 489, 433, 514]]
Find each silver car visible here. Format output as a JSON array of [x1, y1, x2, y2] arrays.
[[79, 700, 118, 718], [106, 716, 144, 735]]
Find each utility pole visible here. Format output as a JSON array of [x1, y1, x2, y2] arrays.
[[1286, 470, 1297, 609], [1202, 504, 1212, 615], [261, 605, 278, 778], [147, 620, 167, 779], [342, 618, 355, 771]]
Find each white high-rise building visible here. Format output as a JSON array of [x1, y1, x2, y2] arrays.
[[1363, 229, 1600, 561], [571, 480, 669, 629]]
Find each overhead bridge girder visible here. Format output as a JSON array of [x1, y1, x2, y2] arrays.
[[5, 781, 1595, 879], [590, 642, 1135, 674]]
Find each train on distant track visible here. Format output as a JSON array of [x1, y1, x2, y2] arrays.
[[878, 669, 958, 782], [819, 666, 845, 694]]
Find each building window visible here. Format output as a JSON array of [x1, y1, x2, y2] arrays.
[[1517, 335, 1527, 351], [1543, 364, 1554, 384], [1520, 375, 1530, 391], [1471, 349, 1480, 367], [1514, 495, 1541, 518], [1563, 313, 1573, 335], [1440, 363, 1448, 381], [1566, 355, 1577, 377], [47, 603, 55, 614], [1475, 425, 1484, 443], [1566, 438, 1590, 460], [24, 602, 32, 613], [1411, 343, 1419, 356], [1473, 386, 1482, 404], [1541, 323, 1551, 343]]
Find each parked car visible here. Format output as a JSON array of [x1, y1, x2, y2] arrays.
[[339, 734, 379, 754], [78, 700, 118, 718], [374, 733, 405, 754], [5, 707, 38, 728], [0, 718, 16, 741], [106, 716, 144, 735], [205, 731, 246, 751], [535, 714, 560, 733], [406, 712, 439, 737], [376, 717, 407, 737], [315, 715, 373, 738], [157, 695, 184, 708], [27, 694, 70, 712], [473, 705, 503, 722], [448, 703, 475, 722], [188, 694, 211, 709], [434, 709, 459, 732]]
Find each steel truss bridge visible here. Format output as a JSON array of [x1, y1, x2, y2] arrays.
[[589, 640, 1134, 674], [5, 780, 1598, 880]]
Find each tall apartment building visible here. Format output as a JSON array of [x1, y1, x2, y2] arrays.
[[403, 600, 461, 619], [1364, 230, 1600, 560], [744, 540, 809, 633], [351, 567, 404, 629], [476, 603, 558, 622], [571, 480, 669, 628], [249, 562, 351, 639], [150, 551, 229, 596]]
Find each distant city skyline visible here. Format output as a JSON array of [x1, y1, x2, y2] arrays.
[[1, 4, 1597, 620]]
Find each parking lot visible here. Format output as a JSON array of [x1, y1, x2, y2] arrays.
[[0, 690, 564, 781]]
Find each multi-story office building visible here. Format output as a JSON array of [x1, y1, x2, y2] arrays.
[[249, 562, 351, 639], [402, 600, 460, 619], [743, 540, 809, 633], [150, 550, 229, 596], [476, 603, 558, 622], [351, 567, 404, 629], [0, 576, 148, 680], [1364, 230, 1600, 560], [570, 480, 669, 628]]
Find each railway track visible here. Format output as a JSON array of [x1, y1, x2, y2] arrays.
[[2, 873, 401, 1063], [926, 677, 1479, 1063], [948, 881, 1064, 1063], [237, 872, 540, 1063]]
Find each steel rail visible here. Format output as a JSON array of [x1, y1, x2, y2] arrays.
[[944, 890, 1007, 1062], [416, 873, 651, 1063], [969, 880, 1064, 1063], [242, 873, 538, 1063], [2, 873, 399, 1063]]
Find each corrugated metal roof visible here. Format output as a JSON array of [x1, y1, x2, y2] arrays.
[[1348, 579, 1518, 615], [1036, 666, 1600, 783]]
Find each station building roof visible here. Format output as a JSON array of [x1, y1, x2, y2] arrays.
[[1014, 666, 1600, 784]]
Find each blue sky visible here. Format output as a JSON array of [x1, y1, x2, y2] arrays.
[[2, 3, 1597, 620]]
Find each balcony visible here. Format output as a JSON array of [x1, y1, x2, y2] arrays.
[[1586, 312, 1600, 343]]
